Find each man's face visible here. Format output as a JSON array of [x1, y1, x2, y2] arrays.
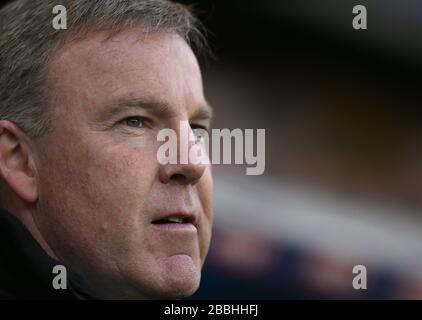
[[33, 30, 213, 299]]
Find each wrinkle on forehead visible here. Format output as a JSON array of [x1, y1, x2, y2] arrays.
[[46, 29, 206, 120]]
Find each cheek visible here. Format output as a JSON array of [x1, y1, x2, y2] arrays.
[[196, 166, 214, 261], [197, 166, 214, 219], [64, 146, 155, 202], [38, 136, 160, 241]]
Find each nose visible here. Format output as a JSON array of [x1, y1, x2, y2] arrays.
[[159, 161, 206, 185], [158, 126, 207, 186]]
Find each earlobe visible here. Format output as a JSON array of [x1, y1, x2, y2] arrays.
[[0, 121, 38, 204]]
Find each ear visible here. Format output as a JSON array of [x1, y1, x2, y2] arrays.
[[0, 120, 38, 203]]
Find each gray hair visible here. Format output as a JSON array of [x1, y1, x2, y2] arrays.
[[0, 0, 206, 138]]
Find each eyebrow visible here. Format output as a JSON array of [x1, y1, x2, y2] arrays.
[[97, 97, 213, 122]]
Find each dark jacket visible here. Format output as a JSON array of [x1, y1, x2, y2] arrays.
[[0, 209, 96, 299]]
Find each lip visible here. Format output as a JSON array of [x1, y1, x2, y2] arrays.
[[151, 211, 199, 231], [151, 222, 197, 232]]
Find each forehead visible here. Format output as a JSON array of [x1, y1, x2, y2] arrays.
[[47, 29, 206, 118]]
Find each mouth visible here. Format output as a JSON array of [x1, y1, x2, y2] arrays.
[[152, 216, 190, 224], [151, 213, 198, 231]]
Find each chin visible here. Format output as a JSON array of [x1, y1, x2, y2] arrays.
[[148, 266, 201, 299], [126, 275, 200, 300], [156, 253, 202, 298], [162, 274, 201, 299], [103, 275, 201, 300], [121, 257, 202, 299]]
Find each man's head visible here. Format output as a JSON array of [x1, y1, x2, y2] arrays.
[[0, 0, 213, 299]]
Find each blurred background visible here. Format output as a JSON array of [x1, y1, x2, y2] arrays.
[[176, 0, 422, 299]]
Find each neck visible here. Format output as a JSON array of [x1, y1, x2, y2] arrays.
[[18, 211, 58, 260], [3, 197, 58, 260]]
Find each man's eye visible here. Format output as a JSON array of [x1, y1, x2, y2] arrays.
[[191, 124, 207, 132], [191, 124, 208, 142], [122, 117, 144, 128]]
